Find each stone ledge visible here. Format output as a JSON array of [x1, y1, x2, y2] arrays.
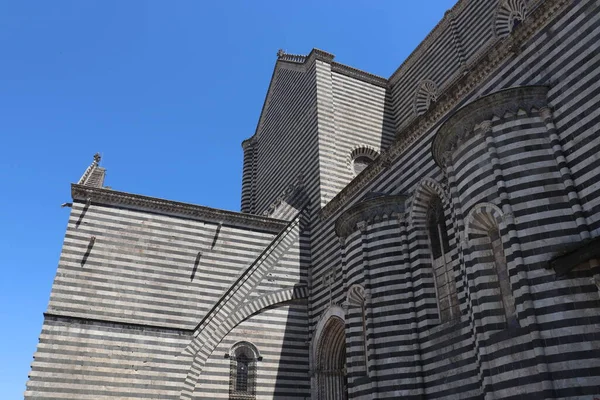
[[44, 312, 193, 335], [71, 184, 287, 233], [549, 236, 600, 277]]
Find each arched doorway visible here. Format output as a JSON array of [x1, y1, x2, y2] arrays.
[[316, 315, 348, 400]]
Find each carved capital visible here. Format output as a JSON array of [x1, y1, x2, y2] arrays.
[[475, 120, 493, 133], [356, 221, 368, 233], [538, 106, 553, 122]]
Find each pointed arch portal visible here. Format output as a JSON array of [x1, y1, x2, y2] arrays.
[[316, 315, 348, 400]]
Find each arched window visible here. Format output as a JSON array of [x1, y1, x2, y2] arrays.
[[466, 205, 516, 327], [228, 342, 260, 400], [426, 196, 459, 322]]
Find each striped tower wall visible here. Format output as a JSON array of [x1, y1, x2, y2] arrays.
[[25, 186, 311, 399], [311, 0, 600, 399], [316, 61, 394, 207], [241, 138, 256, 214], [243, 50, 393, 218], [243, 57, 320, 217]]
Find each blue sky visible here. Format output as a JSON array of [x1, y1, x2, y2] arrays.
[[0, 1, 455, 397]]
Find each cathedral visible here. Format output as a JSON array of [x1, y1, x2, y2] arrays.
[[26, 0, 600, 398]]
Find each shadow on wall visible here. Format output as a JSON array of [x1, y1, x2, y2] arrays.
[[271, 296, 311, 399]]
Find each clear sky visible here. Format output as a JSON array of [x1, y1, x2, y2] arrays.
[[0, 1, 455, 398]]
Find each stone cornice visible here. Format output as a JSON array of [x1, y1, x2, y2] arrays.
[[279, 48, 387, 87], [44, 312, 193, 335], [331, 62, 388, 88], [432, 85, 549, 167], [388, 0, 467, 86], [71, 184, 287, 233], [334, 195, 407, 239], [241, 137, 256, 150], [320, 0, 568, 220], [305, 48, 335, 64]]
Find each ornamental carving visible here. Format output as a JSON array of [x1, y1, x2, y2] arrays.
[[414, 79, 439, 116], [494, 0, 528, 38]]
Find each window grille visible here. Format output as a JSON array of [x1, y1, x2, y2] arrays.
[[229, 343, 258, 400]]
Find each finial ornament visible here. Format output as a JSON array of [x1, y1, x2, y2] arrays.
[[93, 153, 101, 165], [277, 49, 285, 58]]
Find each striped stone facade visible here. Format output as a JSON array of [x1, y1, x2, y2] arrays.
[[27, 0, 600, 398]]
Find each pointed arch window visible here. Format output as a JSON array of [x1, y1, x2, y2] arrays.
[[426, 196, 459, 322], [228, 342, 260, 400]]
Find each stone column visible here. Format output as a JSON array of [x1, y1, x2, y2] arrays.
[[397, 215, 424, 396], [240, 138, 256, 214], [357, 220, 378, 397], [539, 107, 590, 241], [339, 237, 348, 302]]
